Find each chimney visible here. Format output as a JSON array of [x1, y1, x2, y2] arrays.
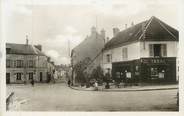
[[47, 57, 51, 62], [113, 28, 120, 37], [131, 22, 134, 26], [100, 29, 105, 39], [26, 35, 29, 45], [125, 24, 127, 29], [34, 45, 42, 51]]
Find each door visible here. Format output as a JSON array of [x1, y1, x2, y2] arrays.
[[29, 72, 33, 80], [6, 73, 10, 84], [40, 72, 43, 82]]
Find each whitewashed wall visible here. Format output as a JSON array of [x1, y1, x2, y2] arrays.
[[140, 41, 178, 58], [102, 42, 140, 72], [102, 41, 178, 75]]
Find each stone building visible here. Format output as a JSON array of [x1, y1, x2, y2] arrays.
[[6, 41, 55, 84], [71, 26, 106, 84], [102, 16, 179, 83]]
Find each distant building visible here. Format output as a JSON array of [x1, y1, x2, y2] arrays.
[[6, 41, 55, 84], [102, 16, 179, 83], [71, 26, 106, 84]]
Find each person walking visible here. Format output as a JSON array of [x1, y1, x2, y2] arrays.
[[94, 81, 98, 91], [68, 80, 71, 87], [31, 78, 34, 87]]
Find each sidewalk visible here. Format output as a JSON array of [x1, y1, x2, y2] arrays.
[[70, 84, 178, 92]]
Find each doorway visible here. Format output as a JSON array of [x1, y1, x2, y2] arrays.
[[154, 44, 161, 57], [6, 73, 10, 84], [40, 72, 43, 82], [29, 72, 33, 80]]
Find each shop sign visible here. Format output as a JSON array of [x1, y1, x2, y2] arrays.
[[159, 72, 164, 78], [141, 58, 166, 64], [126, 72, 131, 78], [151, 59, 166, 64]]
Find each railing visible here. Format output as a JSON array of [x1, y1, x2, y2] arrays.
[[6, 92, 14, 111]]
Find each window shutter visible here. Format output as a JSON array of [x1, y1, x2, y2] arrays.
[[125, 48, 128, 58], [161, 44, 167, 57], [149, 44, 154, 57], [122, 48, 128, 60]]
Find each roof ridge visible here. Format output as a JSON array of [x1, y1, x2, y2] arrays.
[[138, 16, 154, 40]]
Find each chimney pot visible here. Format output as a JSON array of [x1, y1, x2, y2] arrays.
[[113, 28, 120, 37], [26, 35, 29, 45], [100, 29, 105, 39]]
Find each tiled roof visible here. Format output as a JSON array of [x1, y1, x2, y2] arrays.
[[6, 43, 45, 56], [104, 16, 178, 50]]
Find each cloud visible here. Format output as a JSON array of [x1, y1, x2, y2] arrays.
[[65, 26, 78, 34], [59, 57, 70, 64], [5, 0, 178, 65], [46, 50, 60, 59], [45, 50, 70, 64], [5, 0, 32, 16]]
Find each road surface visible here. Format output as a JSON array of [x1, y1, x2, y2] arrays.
[[7, 83, 178, 111]]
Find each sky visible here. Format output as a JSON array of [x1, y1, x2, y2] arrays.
[[4, 0, 179, 65]]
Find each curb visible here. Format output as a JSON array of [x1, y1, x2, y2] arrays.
[[70, 86, 178, 92]]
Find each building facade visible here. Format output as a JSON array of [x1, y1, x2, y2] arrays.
[[71, 27, 106, 84], [102, 16, 179, 83], [6, 42, 55, 84]]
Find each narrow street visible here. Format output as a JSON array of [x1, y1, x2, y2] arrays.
[[7, 83, 178, 111]]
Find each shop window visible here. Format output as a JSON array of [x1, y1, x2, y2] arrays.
[[122, 47, 128, 60], [159, 70, 165, 79], [116, 72, 120, 78], [150, 68, 158, 78], [149, 44, 167, 57], [16, 73, 22, 80]]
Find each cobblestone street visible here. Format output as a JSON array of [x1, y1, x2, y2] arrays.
[[6, 83, 178, 111]]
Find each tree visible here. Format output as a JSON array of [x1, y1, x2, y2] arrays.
[[90, 66, 104, 84], [73, 57, 92, 84]]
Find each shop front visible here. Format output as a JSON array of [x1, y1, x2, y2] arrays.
[[112, 57, 176, 83], [140, 57, 176, 83]]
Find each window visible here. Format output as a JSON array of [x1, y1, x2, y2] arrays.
[[106, 54, 111, 63], [16, 60, 23, 68], [122, 48, 128, 60], [150, 68, 158, 78], [161, 44, 167, 57], [6, 48, 11, 54], [6, 60, 11, 68], [149, 44, 167, 57], [29, 60, 34, 68], [16, 73, 22, 80]]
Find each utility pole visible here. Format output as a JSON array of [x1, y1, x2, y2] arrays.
[[68, 39, 70, 58]]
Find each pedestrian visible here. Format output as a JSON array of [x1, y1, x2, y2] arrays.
[[94, 81, 98, 91], [31, 79, 34, 87], [68, 80, 71, 87], [105, 72, 111, 89]]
